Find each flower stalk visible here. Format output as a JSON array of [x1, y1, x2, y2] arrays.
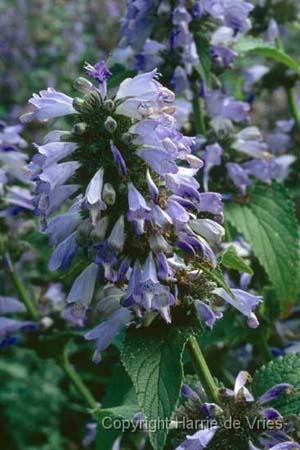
[[1, 247, 39, 321], [187, 335, 219, 404], [61, 345, 98, 410]]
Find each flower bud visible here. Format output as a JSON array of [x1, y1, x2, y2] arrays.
[[74, 77, 94, 94], [108, 215, 125, 252], [73, 122, 88, 135], [102, 183, 116, 205], [72, 97, 85, 112], [104, 116, 117, 133], [149, 233, 173, 255], [121, 132, 132, 145], [91, 216, 109, 241], [104, 99, 115, 112]]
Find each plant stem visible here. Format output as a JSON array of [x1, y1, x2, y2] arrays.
[[192, 93, 206, 136], [258, 329, 273, 363], [3, 251, 39, 320], [187, 336, 219, 404], [274, 34, 300, 132], [61, 345, 97, 410], [287, 87, 300, 132]]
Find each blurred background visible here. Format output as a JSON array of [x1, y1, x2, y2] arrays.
[[0, 2, 127, 449]]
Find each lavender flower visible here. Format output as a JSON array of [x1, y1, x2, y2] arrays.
[[175, 427, 218, 449], [213, 287, 261, 328]]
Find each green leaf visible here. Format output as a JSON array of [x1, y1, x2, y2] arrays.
[[225, 184, 299, 310], [94, 403, 140, 450], [194, 32, 212, 87], [121, 323, 192, 450], [93, 404, 139, 424], [252, 353, 300, 416], [200, 263, 234, 297], [234, 36, 272, 53], [234, 37, 300, 74], [220, 245, 253, 275]]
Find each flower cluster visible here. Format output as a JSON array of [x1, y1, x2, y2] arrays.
[[196, 92, 296, 194], [22, 63, 261, 363], [176, 371, 298, 450], [121, 0, 254, 97], [120, 3, 297, 196]]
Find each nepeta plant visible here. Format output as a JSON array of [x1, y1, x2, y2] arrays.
[[22, 64, 262, 367]]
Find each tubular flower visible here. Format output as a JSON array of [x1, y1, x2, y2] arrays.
[[0, 120, 33, 214], [23, 63, 259, 362]]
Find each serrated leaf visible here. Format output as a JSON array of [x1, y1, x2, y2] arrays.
[[121, 323, 192, 450], [234, 37, 300, 74], [220, 245, 253, 275], [194, 32, 212, 87], [252, 353, 300, 416], [225, 184, 299, 310]]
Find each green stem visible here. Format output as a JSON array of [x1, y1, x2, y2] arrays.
[[258, 329, 273, 363], [61, 345, 97, 410], [287, 87, 300, 132], [3, 252, 39, 320], [192, 94, 206, 136], [187, 336, 219, 404], [275, 34, 300, 132]]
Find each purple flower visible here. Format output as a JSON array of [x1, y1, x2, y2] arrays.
[[195, 300, 223, 328], [176, 427, 218, 450], [135, 39, 165, 71], [198, 192, 223, 215], [85, 307, 133, 364], [110, 142, 127, 175], [108, 216, 125, 252], [227, 162, 251, 194], [213, 287, 261, 328], [258, 384, 294, 405], [189, 219, 225, 245], [249, 442, 300, 450], [67, 263, 99, 315], [115, 69, 175, 119], [21, 88, 76, 122], [0, 318, 37, 337], [0, 296, 26, 314], [85, 61, 111, 97], [127, 182, 151, 233], [233, 127, 269, 159], [206, 90, 250, 126]]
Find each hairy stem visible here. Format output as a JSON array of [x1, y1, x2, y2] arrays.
[[61, 345, 98, 410], [3, 251, 39, 320], [187, 336, 219, 404]]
